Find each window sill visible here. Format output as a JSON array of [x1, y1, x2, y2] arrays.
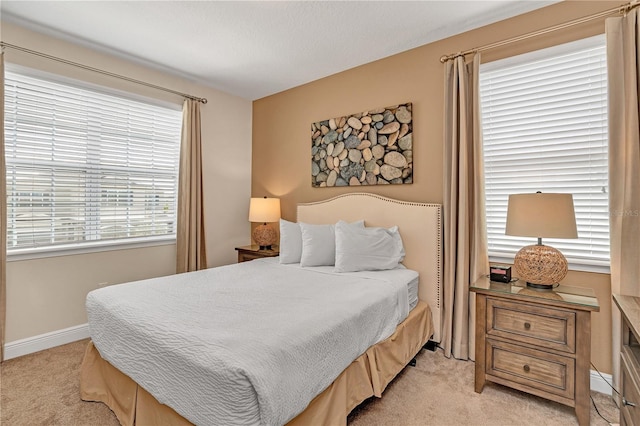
[[7, 236, 176, 262]]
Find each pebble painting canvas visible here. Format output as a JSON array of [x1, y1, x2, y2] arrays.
[[311, 103, 413, 187]]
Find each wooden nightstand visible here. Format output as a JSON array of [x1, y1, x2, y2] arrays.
[[235, 245, 279, 263], [471, 277, 599, 426]]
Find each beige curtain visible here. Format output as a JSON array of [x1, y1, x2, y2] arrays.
[[176, 99, 207, 273], [442, 53, 489, 360], [0, 51, 6, 362], [606, 9, 640, 394]]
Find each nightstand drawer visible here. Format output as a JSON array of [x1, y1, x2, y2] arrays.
[[487, 297, 576, 353], [486, 339, 575, 400], [622, 364, 640, 426], [621, 347, 640, 426]]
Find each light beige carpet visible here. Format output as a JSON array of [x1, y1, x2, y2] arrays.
[[1, 339, 619, 425]]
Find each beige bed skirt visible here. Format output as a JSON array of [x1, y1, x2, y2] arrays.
[[80, 301, 433, 426]]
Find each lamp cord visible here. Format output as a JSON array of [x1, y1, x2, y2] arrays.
[[590, 394, 613, 424], [589, 362, 621, 424], [590, 362, 621, 397]]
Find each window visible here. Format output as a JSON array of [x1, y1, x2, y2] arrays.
[[480, 35, 609, 272], [4, 69, 183, 256]]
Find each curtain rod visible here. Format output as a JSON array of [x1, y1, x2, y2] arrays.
[[0, 41, 208, 104], [440, 0, 639, 63]]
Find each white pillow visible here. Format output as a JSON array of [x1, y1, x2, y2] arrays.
[[279, 219, 303, 264], [335, 221, 406, 272], [299, 220, 364, 267]]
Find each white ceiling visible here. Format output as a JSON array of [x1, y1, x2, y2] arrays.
[[1, 1, 556, 100]]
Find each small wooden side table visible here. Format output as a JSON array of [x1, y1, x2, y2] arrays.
[[235, 245, 279, 263], [471, 276, 599, 426]]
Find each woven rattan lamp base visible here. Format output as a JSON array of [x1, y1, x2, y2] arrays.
[[513, 244, 568, 289], [252, 223, 277, 250]]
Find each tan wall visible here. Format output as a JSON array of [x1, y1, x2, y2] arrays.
[[1, 21, 253, 342], [252, 1, 616, 373], [6, 246, 177, 340]]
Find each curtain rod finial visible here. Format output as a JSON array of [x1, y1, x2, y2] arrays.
[[440, 55, 449, 63]]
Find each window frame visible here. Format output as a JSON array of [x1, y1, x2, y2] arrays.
[[479, 35, 610, 274], [4, 64, 183, 261]]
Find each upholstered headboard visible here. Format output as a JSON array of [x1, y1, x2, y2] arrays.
[[297, 193, 443, 343]]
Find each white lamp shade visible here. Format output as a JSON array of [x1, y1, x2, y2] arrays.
[[506, 193, 577, 239], [248, 197, 281, 223]]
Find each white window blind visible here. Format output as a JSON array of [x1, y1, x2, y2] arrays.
[[480, 35, 610, 271], [4, 70, 182, 253]]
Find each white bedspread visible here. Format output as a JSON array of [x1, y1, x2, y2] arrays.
[[86, 258, 415, 426]]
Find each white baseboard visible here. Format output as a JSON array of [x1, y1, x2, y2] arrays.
[[591, 369, 614, 395], [4, 323, 90, 360]]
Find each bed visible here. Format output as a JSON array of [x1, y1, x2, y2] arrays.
[[80, 193, 442, 425]]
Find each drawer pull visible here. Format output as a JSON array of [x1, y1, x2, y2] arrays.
[[523, 322, 531, 330], [623, 398, 637, 407], [523, 364, 530, 373]]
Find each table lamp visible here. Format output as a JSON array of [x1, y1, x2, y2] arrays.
[[505, 192, 577, 289], [249, 196, 281, 250]]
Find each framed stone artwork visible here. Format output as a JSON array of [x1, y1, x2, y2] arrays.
[[311, 103, 412, 187]]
